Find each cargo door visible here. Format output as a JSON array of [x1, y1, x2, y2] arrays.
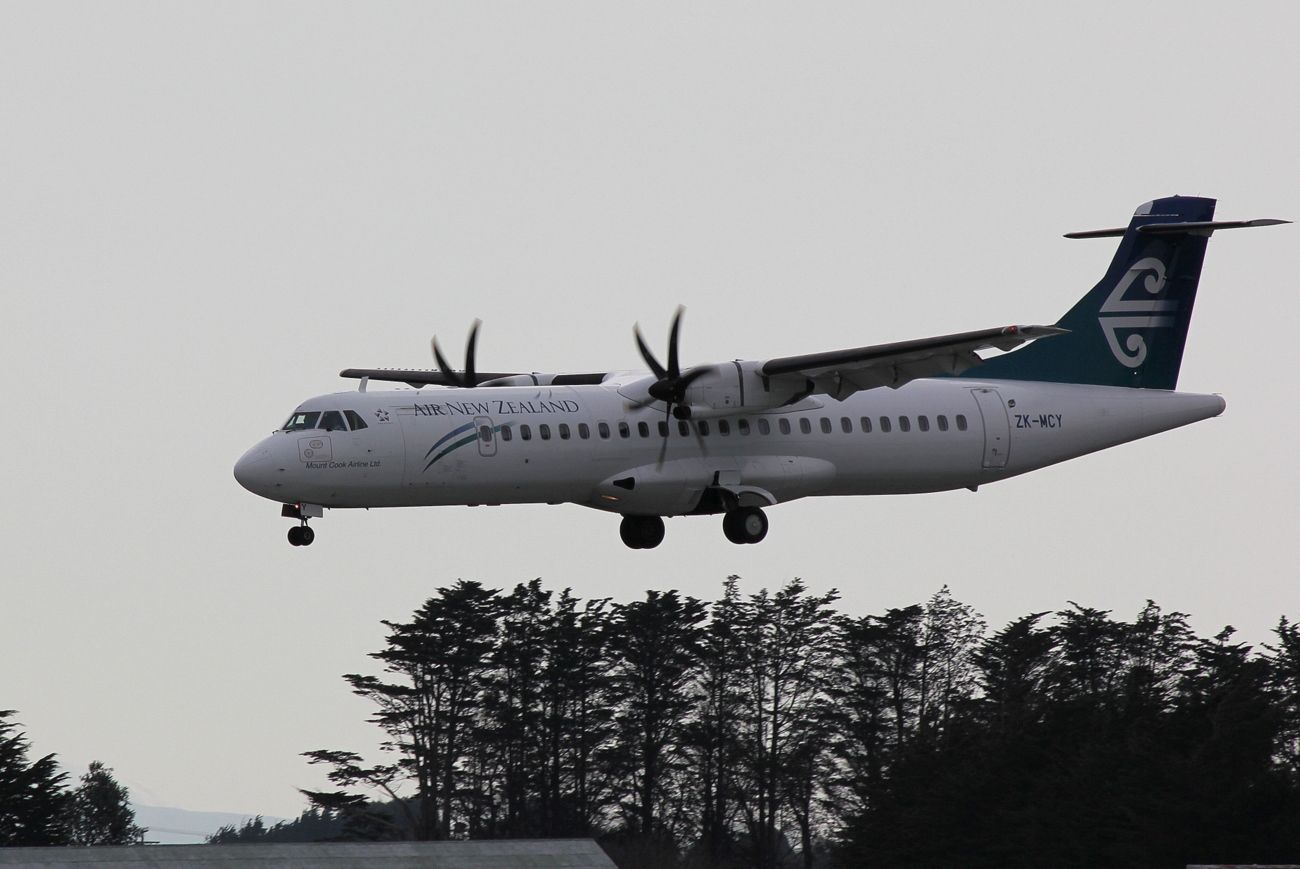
[[971, 388, 1010, 469]]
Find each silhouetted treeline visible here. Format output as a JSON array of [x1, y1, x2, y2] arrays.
[[287, 579, 1300, 869], [0, 712, 144, 846], [210, 809, 346, 844]]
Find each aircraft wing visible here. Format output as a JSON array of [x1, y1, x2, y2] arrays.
[[760, 325, 1066, 400], [338, 368, 608, 388]]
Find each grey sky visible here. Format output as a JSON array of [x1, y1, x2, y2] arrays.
[[1, 2, 1296, 819]]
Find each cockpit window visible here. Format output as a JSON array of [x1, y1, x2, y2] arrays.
[[344, 410, 368, 431], [283, 411, 320, 432], [319, 410, 346, 432]]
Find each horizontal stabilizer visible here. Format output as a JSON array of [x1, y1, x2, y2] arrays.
[[1066, 218, 1289, 239]]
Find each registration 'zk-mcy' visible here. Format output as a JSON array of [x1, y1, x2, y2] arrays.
[[235, 196, 1286, 548]]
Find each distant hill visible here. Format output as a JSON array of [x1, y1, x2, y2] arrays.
[[131, 805, 285, 845]]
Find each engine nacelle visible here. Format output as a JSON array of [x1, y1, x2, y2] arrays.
[[677, 361, 811, 416]]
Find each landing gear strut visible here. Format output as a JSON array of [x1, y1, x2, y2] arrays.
[[287, 524, 315, 547], [620, 515, 665, 549], [723, 507, 768, 545]]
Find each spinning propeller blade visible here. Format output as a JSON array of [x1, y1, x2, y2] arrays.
[[431, 319, 482, 388], [632, 306, 712, 468]]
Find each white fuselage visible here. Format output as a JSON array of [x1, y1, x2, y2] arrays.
[[233, 375, 1225, 517]]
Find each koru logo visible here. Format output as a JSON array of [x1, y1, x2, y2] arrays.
[[1098, 257, 1176, 368]]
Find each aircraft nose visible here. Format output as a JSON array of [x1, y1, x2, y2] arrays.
[[234, 444, 274, 496]]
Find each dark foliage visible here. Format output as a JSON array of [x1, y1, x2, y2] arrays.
[[67, 761, 145, 845], [0, 711, 70, 846], [0, 713, 144, 847], [209, 808, 349, 844], [281, 580, 1299, 869]]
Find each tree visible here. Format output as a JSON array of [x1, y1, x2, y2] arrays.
[[66, 761, 144, 845], [604, 589, 706, 841], [732, 579, 839, 869], [681, 576, 748, 867], [536, 589, 614, 836], [0, 710, 69, 846], [306, 580, 502, 840]]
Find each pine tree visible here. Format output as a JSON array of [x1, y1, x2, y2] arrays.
[[0, 711, 70, 846], [66, 761, 145, 845], [604, 589, 706, 841]]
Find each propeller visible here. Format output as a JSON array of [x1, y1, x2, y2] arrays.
[[431, 319, 481, 388], [632, 306, 711, 466]]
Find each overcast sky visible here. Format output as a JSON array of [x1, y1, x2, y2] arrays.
[[2, 2, 1296, 819]]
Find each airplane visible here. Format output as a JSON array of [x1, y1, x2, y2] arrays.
[[234, 195, 1286, 548]]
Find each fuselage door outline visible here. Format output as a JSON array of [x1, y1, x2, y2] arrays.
[[970, 388, 1010, 469]]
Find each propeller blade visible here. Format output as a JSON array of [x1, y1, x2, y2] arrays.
[[634, 325, 668, 380], [656, 404, 671, 470], [675, 365, 711, 393], [431, 336, 463, 387], [464, 319, 481, 386], [666, 305, 684, 379], [692, 421, 708, 456]]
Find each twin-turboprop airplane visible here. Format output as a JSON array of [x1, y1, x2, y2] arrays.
[[235, 196, 1285, 548]]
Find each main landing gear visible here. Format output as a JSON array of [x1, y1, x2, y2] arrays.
[[723, 507, 768, 545], [620, 515, 665, 550], [618, 508, 770, 549]]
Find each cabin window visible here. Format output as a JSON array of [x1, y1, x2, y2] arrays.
[[345, 410, 368, 431], [659, 420, 669, 437], [918, 415, 930, 432], [841, 417, 852, 434], [937, 415, 949, 432], [698, 420, 710, 436], [820, 417, 833, 434], [539, 424, 552, 440], [282, 411, 320, 432], [738, 418, 751, 435], [618, 421, 631, 439], [879, 416, 892, 433], [579, 423, 591, 439], [799, 418, 812, 435], [678, 420, 691, 437], [778, 418, 790, 435], [319, 410, 346, 432], [718, 419, 731, 436], [638, 421, 650, 437], [558, 423, 571, 440], [479, 424, 493, 443], [598, 422, 611, 439], [520, 424, 532, 441], [500, 426, 513, 442], [860, 416, 873, 433], [956, 414, 968, 431], [758, 418, 771, 435], [899, 416, 911, 433]]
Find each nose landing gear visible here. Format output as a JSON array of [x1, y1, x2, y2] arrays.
[[282, 503, 322, 547], [287, 524, 315, 547], [723, 507, 768, 545]]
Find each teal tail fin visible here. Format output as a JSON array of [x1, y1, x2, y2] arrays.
[[965, 195, 1279, 390]]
